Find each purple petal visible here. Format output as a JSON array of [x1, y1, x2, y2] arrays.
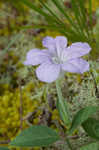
[[42, 36, 67, 56], [36, 60, 61, 83], [24, 49, 51, 66], [64, 42, 91, 60], [55, 36, 67, 48], [55, 36, 67, 57], [42, 36, 54, 48], [42, 36, 56, 55], [62, 58, 89, 73]]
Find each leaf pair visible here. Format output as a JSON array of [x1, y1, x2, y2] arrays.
[[69, 106, 99, 134], [69, 106, 99, 150], [10, 106, 99, 148]]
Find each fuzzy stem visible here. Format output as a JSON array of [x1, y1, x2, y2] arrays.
[[56, 79, 73, 149], [66, 138, 74, 150], [56, 79, 71, 127]]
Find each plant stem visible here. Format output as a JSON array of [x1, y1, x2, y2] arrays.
[[56, 79, 71, 127], [66, 137, 73, 150], [56, 80, 74, 149]]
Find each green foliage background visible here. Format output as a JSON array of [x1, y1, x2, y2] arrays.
[[0, 0, 99, 150]]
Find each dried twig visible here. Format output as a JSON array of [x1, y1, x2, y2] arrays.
[[0, 140, 10, 144], [18, 78, 23, 130], [18, 78, 23, 150]]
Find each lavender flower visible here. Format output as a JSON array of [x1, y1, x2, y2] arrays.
[[24, 36, 91, 83]]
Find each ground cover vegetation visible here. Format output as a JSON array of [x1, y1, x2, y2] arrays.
[[0, 0, 99, 150]]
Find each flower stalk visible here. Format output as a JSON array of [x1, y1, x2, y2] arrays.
[[56, 79, 71, 127], [66, 137, 74, 150], [56, 79, 73, 149]]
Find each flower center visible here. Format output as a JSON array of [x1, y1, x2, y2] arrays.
[[52, 55, 67, 64], [52, 56, 61, 64]]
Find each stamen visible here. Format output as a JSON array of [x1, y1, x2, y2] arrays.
[[52, 56, 60, 64]]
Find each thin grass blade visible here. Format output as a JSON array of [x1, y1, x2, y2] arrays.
[[51, 0, 80, 32], [88, 0, 93, 36], [77, 0, 91, 38], [20, 0, 60, 25]]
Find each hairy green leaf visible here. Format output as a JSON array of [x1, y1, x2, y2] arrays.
[[69, 106, 99, 134], [10, 125, 60, 147], [82, 118, 99, 140], [80, 142, 99, 150]]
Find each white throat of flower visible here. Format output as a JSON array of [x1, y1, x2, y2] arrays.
[[52, 50, 67, 64]]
